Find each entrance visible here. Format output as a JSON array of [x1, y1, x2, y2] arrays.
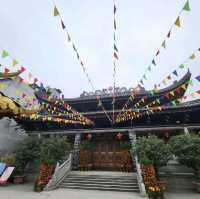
[[79, 133, 134, 171]]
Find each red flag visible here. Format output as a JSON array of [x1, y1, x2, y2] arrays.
[[156, 50, 160, 56], [4, 68, 10, 74], [114, 52, 119, 59], [167, 31, 171, 38], [18, 76, 23, 84], [34, 78, 38, 84], [61, 19, 65, 29], [22, 92, 26, 98], [20, 66, 26, 72], [165, 93, 170, 99], [196, 90, 200, 95], [176, 87, 181, 94], [167, 75, 171, 80]]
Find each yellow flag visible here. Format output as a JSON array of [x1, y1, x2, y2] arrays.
[[15, 89, 19, 96], [175, 16, 181, 27], [161, 40, 166, 49], [12, 59, 18, 66], [189, 53, 196, 60]]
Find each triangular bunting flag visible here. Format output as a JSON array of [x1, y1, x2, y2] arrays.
[[183, 0, 191, 12], [140, 80, 144, 85], [176, 87, 181, 94], [181, 84, 186, 90], [175, 16, 181, 27], [53, 6, 60, 17], [147, 66, 151, 72], [179, 64, 185, 69], [156, 99, 160, 105], [143, 74, 147, 80], [61, 20, 65, 29], [15, 89, 19, 96], [173, 70, 178, 76], [167, 75, 171, 80], [161, 40, 166, 49], [114, 44, 118, 52], [167, 31, 171, 38], [189, 53, 196, 60], [4, 68, 10, 74], [162, 79, 167, 86], [156, 50, 160, 56], [114, 5, 117, 14], [2, 50, 9, 58], [114, 52, 119, 59], [12, 59, 18, 66], [67, 33, 71, 42], [170, 91, 175, 96], [196, 90, 200, 95], [20, 66, 26, 72], [152, 59, 156, 66], [114, 19, 117, 29], [195, 75, 200, 82]]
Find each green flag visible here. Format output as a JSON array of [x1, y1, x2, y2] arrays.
[[53, 6, 60, 16], [179, 64, 185, 69], [183, 0, 190, 11], [156, 99, 160, 104], [2, 50, 9, 58]]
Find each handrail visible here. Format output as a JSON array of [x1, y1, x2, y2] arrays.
[[129, 131, 147, 197], [44, 153, 72, 191], [134, 154, 147, 197]]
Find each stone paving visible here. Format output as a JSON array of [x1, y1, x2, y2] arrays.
[[0, 184, 199, 199]]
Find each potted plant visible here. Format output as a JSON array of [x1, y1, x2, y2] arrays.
[[13, 137, 41, 184], [136, 135, 172, 180], [170, 134, 200, 192], [147, 185, 165, 199]]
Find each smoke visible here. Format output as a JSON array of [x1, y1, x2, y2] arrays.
[[0, 117, 27, 155]]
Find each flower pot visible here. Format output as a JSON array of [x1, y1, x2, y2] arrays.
[[192, 182, 200, 193], [13, 175, 25, 184]]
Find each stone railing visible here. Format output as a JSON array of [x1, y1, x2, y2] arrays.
[[134, 155, 147, 197], [129, 131, 147, 197], [44, 153, 72, 191]]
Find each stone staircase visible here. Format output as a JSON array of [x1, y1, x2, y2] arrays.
[[59, 171, 139, 192]]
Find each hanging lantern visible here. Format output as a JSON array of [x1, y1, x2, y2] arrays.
[[117, 132, 123, 140], [86, 133, 92, 140]]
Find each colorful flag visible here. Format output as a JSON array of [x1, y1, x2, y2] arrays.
[[175, 16, 181, 27], [183, 0, 191, 12], [61, 20, 65, 29], [161, 40, 166, 49], [53, 6, 59, 17], [152, 59, 156, 66], [12, 59, 18, 66], [2, 50, 9, 58], [195, 75, 200, 82], [173, 70, 178, 76], [114, 52, 119, 59]]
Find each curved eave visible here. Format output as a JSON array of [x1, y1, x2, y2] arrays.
[[65, 70, 191, 102], [0, 70, 23, 79]]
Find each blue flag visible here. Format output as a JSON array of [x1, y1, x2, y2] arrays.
[[173, 70, 178, 76], [195, 75, 200, 82]]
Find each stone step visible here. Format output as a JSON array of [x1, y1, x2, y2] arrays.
[[59, 171, 139, 192], [62, 178, 138, 185], [60, 185, 139, 192]]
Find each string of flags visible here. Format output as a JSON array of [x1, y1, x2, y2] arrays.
[[0, 49, 39, 85], [138, 0, 191, 87], [112, 0, 119, 123], [115, 0, 191, 118], [116, 75, 200, 123], [116, 47, 200, 122], [53, 4, 112, 124], [116, 88, 200, 123]]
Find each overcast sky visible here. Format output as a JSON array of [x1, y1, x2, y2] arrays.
[[0, 0, 200, 98]]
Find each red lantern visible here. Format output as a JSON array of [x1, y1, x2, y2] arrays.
[[86, 133, 92, 140], [117, 133, 123, 140]]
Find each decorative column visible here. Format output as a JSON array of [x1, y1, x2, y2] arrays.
[[184, 127, 190, 135], [72, 133, 81, 170]]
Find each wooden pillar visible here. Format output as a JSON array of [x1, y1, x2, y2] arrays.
[[72, 133, 81, 170]]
